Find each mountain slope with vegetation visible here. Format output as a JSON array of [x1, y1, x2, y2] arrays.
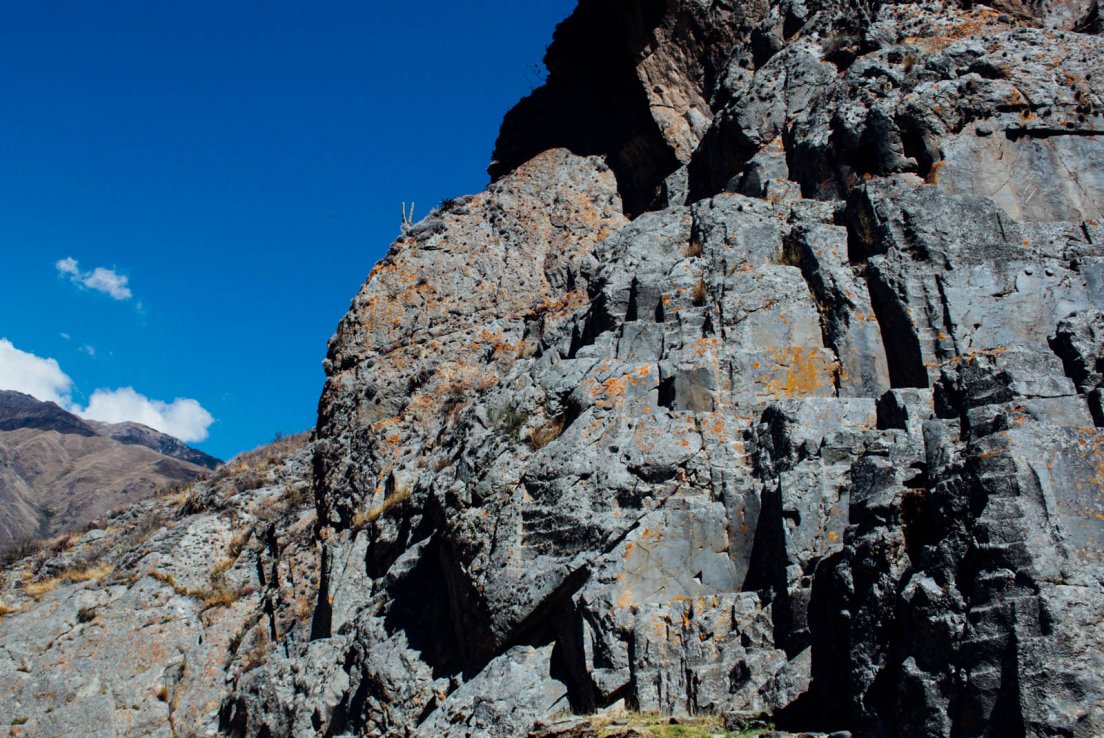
[[0, 432, 313, 737], [0, 391, 220, 552]]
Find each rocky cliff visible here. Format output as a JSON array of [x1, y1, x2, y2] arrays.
[[3, 0, 1103, 735], [0, 433, 314, 737], [221, 0, 1103, 735]]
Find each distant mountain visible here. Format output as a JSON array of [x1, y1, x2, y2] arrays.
[[0, 390, 221, 551], [0, 390, 96, 436], [86, 420, 222, 470]]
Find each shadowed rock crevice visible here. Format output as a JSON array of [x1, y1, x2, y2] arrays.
[[865, 270, 929, 389], [382, 537, 466, 678], [489, 0, 678, 217], [1076, 0, 1103, 31]]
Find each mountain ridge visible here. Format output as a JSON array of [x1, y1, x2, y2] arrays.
[[0, 390, 220, 550]]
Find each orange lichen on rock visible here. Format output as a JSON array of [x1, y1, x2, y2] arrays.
[[762, 347, 838, 398]]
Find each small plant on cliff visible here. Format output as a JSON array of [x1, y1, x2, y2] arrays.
[[239, 627, 270, 673], [691, 278, 708, 306], [491, 405, 530, 440], [20, 562, 113, 599]]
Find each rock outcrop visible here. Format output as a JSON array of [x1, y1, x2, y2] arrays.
[[4, 0, 1103, 735], [221, 0, 1104, 736], [0, 433, 315, 737], [0, 391, 220, 552]]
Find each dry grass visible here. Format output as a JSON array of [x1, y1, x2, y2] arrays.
[[150, 569, 241, 610], [528, 415, 567, 450], [229, 431, 310, 470], [238, 626, 270, 673], [0, 537, 45, 568], [67, 563, 113, 583], [206, 431, 311, 497], [0, 602, 19, 619], [293, 594, 313, 619], [20, 562, 113, 599], [209, 558, 236, 580], [201, 586, 239, 609], [45, 532, 78, 554], [21, 578, 60, 598], [685, 238, 703, 258], [926, 159, 945, 185], [691, 278, 708, 307], [352, 485, 412, 529], [209, 529, 252, 579]]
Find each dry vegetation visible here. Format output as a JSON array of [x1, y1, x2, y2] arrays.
[[149, 569, 244, 611], [691, 278, 708, 306], [175, 430, 311, 516], [352, 484, 413, 530], [0, 537, 47, 569], [20, 562, 113, 599], [592, 712, 770, 738], [211, 431, 311, 490], [529, 415, 567, 450]]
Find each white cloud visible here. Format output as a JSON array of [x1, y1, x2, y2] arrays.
[[56, 257, 79, 276], [56, 257, 133, 300], [78, 387, 214, 443], [79, 345, 96, 357], [0, 339, 213, 443], [0, 339, 74, 406]]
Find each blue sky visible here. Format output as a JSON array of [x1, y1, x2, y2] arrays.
[[0, 0, 577, 460]]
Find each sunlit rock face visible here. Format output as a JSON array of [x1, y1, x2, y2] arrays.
[[1, 0, 1094, 736], [0, 435, 316, 738], [224, 0, 1103, 736]]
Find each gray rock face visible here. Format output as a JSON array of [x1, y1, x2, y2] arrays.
[[0, 434, 315, 738], [4, 0, 1104, 736], [222, 0, 1103, 736]]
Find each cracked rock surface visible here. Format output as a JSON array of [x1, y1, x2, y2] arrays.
[[0, 435, 316, 738], [225, 0, 1103, 735], [3, 0, 1103, 735]]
